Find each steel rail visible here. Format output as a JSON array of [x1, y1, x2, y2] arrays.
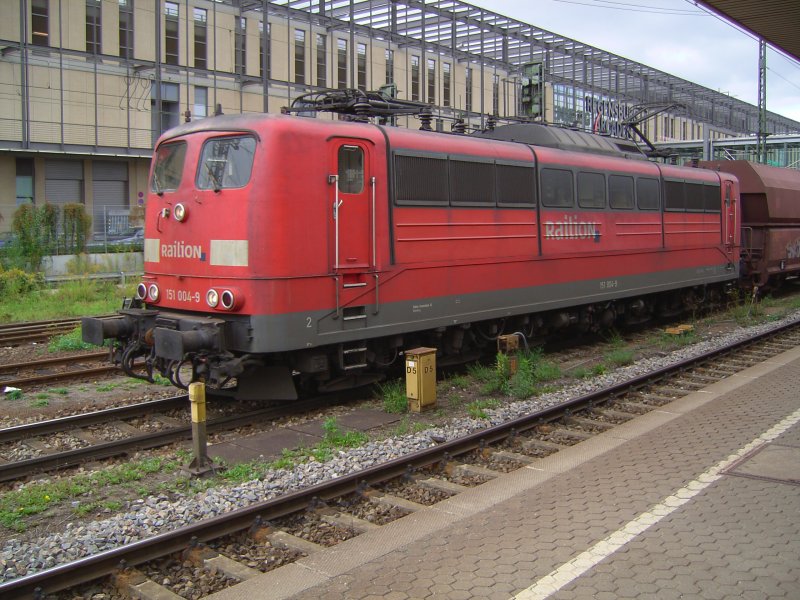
[[0, 396, 189, 444], [2, 317, 798, 598], [1, 364, 124, 389], [0, 315, 116, 332], [0, 317, 84, 332], [0, 315, 116, 345], [0, 327, 80, 346], [0, 351, 109, 375]]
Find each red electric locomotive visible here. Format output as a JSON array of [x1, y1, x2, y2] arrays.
[[83, 114, 740, 399]]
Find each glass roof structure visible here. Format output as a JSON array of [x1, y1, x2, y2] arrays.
[[240, 0, 800, 135]]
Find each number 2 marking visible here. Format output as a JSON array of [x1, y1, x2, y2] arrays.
[[306, 317, 312, 328]]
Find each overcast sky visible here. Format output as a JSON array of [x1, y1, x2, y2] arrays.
[[474, 0, 800, 125]]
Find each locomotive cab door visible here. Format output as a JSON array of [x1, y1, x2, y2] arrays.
[[328, 140, 374, 273]]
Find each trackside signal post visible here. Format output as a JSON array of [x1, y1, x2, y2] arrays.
[[186, 382, 216, 477], [405, 347, 437, 412]]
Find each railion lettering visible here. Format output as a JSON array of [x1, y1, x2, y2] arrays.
[[544, 216, 601, 242], [161, 241, 203, 259]]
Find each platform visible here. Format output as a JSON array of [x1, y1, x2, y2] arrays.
[[208, 345, 800, 600]]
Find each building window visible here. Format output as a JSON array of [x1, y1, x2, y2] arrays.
[[119, 0, 133, 59], [236, 17, 247, 75], [164, 2, 179, 66], [357, 43, 367, 91], [427, 59, 435, 104], [16, 158, 34, 205], [259, 21, 270, 79], [492, 74, 499, 115], [294, 29, 305, 84], [465, 67, 473, 112], [411, 56, 420, 101], [443, 62, 451, 107], [337, 39, 347, 89], [194, 86, 208, 119], [152, 81, 180, 138], [86, 0, 101, 54], [385, 49, 394, 85], [316, 34, 326, 87], [194, 8, 207, 69], [31, 0, 48, 46]]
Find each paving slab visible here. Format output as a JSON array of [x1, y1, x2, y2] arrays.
[[336, 409, 404, 431], [209, 430, 321, 463], [726, 442, 800, 484], [207, 346, 800, 600]]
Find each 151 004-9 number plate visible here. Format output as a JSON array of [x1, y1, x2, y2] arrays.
[[165, 289, 201, 303]]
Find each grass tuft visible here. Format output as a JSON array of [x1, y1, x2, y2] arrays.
[[49, 327, 95, 353], [604, 348, 635, 367], [377, 379, 408, 414], [466, 398, 499, 419]]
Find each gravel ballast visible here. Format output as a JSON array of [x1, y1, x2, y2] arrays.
[[1, 311, 798, 583]]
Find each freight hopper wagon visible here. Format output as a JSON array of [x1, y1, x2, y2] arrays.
[[83, 114, 741, 400], [701, 160, 800, 289]]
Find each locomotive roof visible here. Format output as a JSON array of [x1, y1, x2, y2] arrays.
[[471, 123, 646, 160], [159, 114, 652, 166]]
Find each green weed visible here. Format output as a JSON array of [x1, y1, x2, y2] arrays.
[[592, 363, 607, 376], [152, 374, 172, 386], [0, 457, 178, 531], [95, 383, 119, 392], [322, 417, 369, 448], [392, 416, 411, 436], [604, 348, 634, 367], [466, 398, 499, 420], [48, 327, 95, 352], [446, 374, 470, 390], [377, 379, 408, 414], [570, 366, 592, 379], [220, 461, 271, 484]]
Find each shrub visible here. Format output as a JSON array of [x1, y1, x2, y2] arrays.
[[10, 203, 59, 269], [0, 269, 45, 295], [62, 203, 92, 253]]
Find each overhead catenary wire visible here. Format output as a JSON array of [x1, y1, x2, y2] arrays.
[[550, 0, 707, 16]]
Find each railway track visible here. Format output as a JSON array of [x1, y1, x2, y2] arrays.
[[2, 318, 798, 599], [0, 351, 119, 389], [0, 317, 85, 347], [0, 393, 349, 483]]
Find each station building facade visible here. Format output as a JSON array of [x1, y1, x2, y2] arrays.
[[1, 0, 799, 238]]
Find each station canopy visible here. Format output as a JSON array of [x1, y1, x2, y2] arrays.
[[700, 0, 800, 61], [258, 1, 800, 134]]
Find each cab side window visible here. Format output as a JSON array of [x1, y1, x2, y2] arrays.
[[338, 145, 364, 194]]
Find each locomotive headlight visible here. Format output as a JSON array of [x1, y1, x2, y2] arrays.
[[206, 289, 219, 308], [136, 283, 148, 300], [148, 284, 160, 302], [174, 203, 187, 222], [220, 289, 236, 310]]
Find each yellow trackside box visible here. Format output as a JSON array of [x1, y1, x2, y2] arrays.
[[405, 347, 437, 412]]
